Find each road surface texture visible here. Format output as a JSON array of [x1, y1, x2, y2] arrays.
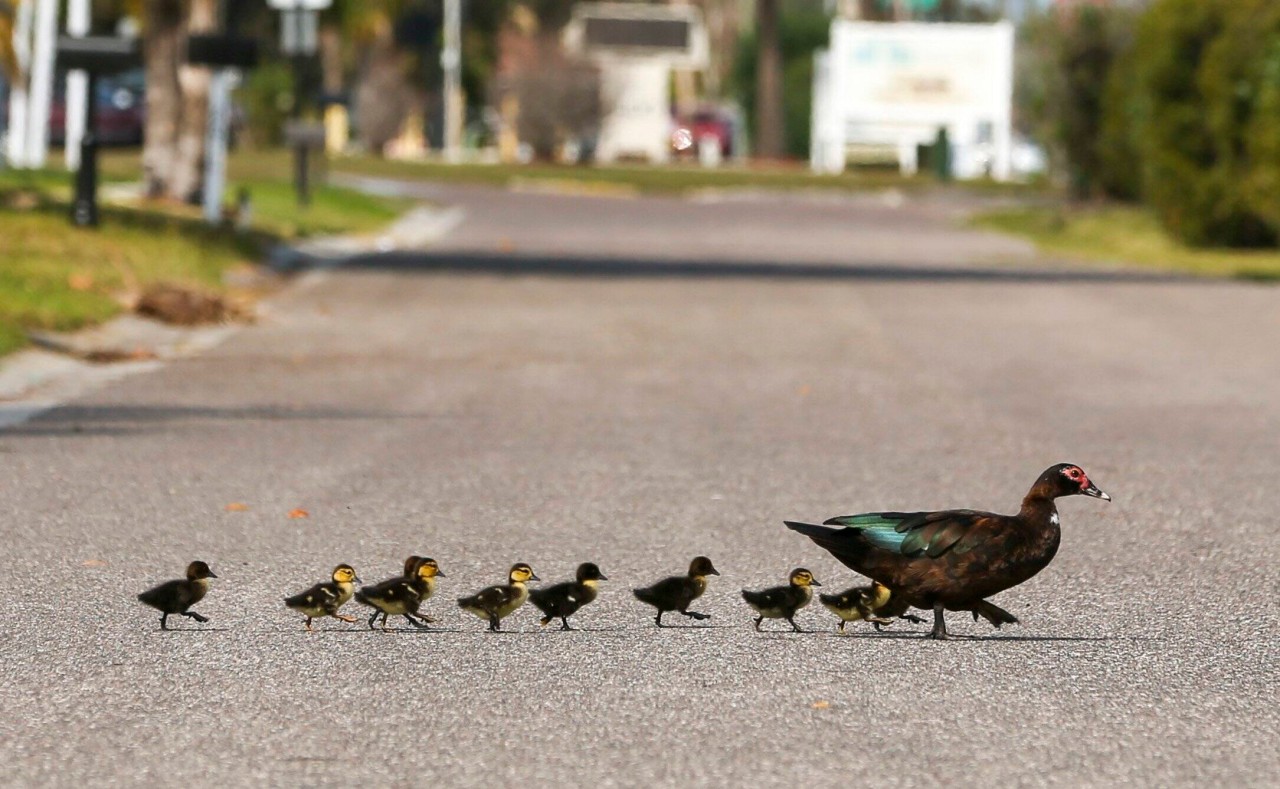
[[1, 185, 1276, 787]]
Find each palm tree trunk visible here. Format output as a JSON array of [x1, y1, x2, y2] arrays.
[[169, 0, 217, 202], [754, 0, 784, 158], [142, 0, 184, 198]]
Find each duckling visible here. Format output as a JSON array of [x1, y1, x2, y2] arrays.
[[633, 556, 719, 627], [741, 567, 821, 632], [355, 557, 445, 631], [284, 564, 361, 632], [528, 562, 607, 631], [819, 581, 925, 632], [137, 560, 217, 630], [457, 563, 539, 632]]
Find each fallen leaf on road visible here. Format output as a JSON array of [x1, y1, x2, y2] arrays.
[[224, 502, 250, 512], [287, 508, 310, 519], [81, 559, 108, 567], [811, 700, 830, 710]]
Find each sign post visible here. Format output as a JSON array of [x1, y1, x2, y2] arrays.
[[268, 0, 330, 207]]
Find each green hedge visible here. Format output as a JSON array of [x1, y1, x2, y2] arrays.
[[1023, 0, 1278, 247]]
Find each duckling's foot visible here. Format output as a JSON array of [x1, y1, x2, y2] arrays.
[[900, 613, 925, 625], [682, 611, 711, 622], [559, 618, 573, 631], [787, 617, 802, 633], [304, 618, 314, 633], [403, 614, 430, 630], [159, 615, 170, 631], [488, 615, 501, 632], [418, 614, 436, 624], [180, 611, 209, 624], [366, 611, 380, 630], [655, 612, 665, 627], [753, 617, 763, 631], [334, 614, 358, 624], [837, 621, 846, 633]]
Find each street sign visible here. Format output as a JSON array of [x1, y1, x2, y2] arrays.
[[266, 0, 331, 9]]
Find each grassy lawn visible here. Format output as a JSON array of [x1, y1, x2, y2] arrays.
[[974, 205, 1280, 280], [0, 153, 413, 358]]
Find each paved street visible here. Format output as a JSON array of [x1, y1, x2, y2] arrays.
[[1, 183, 1276, 787]]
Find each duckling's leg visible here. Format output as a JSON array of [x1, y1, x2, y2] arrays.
[[403, 614, 430, 629], [868, 616, 894, 632], [655, 611, 665, 627], [753, 616, 763, 631], [681, 609, 711, 622], [304, 617, 314, 633], [379, 612, 390, 632], [837, 620, 846, 633], [928, 604, 949, 640], [181, 611, 209, 624], [559, 617, 573, 631], [159, 614, 169, 631], [488, 613, 501, 632], [366, 610, 380, 630], [786, 616, 802, 633]]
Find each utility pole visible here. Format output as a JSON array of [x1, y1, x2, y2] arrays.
[[25, 0, 57, 167], [441, 0, 462, 161], [754, 0, 784, 159]]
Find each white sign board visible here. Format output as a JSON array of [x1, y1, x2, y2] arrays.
[[267, 0, 331, 10], [811, 21, 1014, 180]]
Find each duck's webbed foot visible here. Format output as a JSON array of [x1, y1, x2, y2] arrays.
[[682, 610, 711, 621], [900, 613, 926, 624], [182, 612, 210, 623], [970, 600, 1019, 629]]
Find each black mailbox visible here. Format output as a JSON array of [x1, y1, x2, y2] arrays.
[[188, 35, 259, 69], [57, 36, 142, 227]]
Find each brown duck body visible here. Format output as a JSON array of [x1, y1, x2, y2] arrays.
[[786, 464, 1109, 639]]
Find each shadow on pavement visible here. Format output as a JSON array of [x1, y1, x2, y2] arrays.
[[0, 404, 439, 437], [338, 250, 1196, 285]]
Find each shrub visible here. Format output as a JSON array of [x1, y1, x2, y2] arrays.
[[1133, 0, 1277, 247]]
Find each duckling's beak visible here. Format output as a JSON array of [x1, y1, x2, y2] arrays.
[[206, 570, 218, 578], [1082, 482, 1111, 501], [811, 579, 822, 587], [598, 573, 609, 581], [436, 570, 447, 577], [529, 572, 541, 582], [709, 568, 720, 576], [354, 574, 363, 584]]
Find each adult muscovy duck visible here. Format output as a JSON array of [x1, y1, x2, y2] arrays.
[[785, 463, 1109, 639]]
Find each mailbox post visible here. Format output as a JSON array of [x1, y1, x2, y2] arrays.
[[268, 0, 331, 207], [188, 34, 258, 224], [56, 36, 141, 227]]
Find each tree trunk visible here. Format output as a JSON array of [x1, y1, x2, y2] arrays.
[[142, 0, 184, 199], [754, 0, 784, 158], [169, 0, 216, 203]]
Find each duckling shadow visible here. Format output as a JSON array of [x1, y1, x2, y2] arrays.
[[150, 627, 232, 634]]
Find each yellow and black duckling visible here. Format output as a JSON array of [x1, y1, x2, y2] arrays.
[[137, 560, 217, 630], [457, 563, 539, 632], [284, 564, 361, 632], [741, 567, 821, 632], [633, 556, 719, 627], [819, 581, 925, 633], [528, 562, 607, 631], [355, 556, 445, 631]]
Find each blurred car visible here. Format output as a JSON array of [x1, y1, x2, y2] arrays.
[[49, 68, 145, 146], [671, 108, 734, 158]]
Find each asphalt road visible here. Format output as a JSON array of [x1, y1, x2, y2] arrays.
[[1, 184, 1276, 787]]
